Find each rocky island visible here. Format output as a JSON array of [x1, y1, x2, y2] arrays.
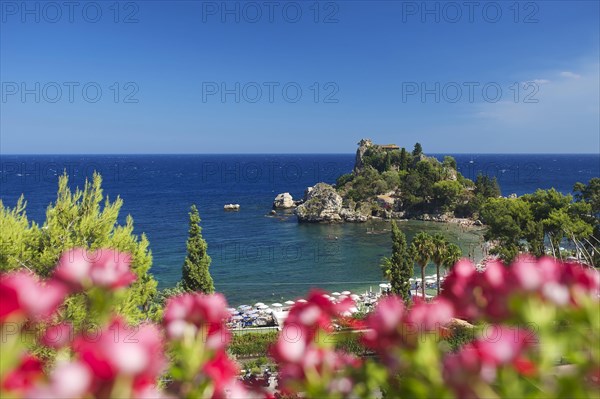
[[275, 139, 501, 224]]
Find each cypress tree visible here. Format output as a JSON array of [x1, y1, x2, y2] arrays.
[[389, 220, 413, 304], [181, 204, 214, 294]]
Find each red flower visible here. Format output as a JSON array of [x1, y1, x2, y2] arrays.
[[0, 276, 20, 322], [202, 350, 239, 398], [2, 354, 43, 392], [513, 356, 537, 377]]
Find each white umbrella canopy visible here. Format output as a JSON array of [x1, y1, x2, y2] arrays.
[[271, 303, 283, 308], [254, 302, 265, 307], [258, 304, 269, 310], [350, 294, 360, 300], [341, 290, 351, 295], [284, 300, 295, 306], [379, 283, 388, 288], [297, 299, 307, 303], [332, 292, 341, 296], [339, 295, 348, 301], [322, 294, 331, 299]]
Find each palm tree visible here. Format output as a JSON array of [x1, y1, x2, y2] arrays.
[[440, 243, 463, 283], [431, 233, 448, 295], [411, 232, 435, 300]]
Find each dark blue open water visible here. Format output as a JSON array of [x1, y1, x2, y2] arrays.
[[1, 154, 598, 305]]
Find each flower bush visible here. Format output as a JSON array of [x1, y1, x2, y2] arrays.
[[1, 250, 599, 398]]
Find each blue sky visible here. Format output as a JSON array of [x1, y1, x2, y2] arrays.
[[1, 0, 598, 154]]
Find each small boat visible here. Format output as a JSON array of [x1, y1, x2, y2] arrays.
[[224, 204, 240, 211]]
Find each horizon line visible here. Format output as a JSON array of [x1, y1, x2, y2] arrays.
[[1, 152, 599, 156]]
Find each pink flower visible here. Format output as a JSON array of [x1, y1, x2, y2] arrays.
[[474, 325, 534, 366], [74, 317, 166, 390], [53, 248, 93, 291], [0, 271, 67, 321], [41, 322, 73, 349], [163, 293, 231, 349], [53, 248, 136, 290], [88, 249, 136, 289], [27, 361, 92, 399], [405, 297, 454, 333]]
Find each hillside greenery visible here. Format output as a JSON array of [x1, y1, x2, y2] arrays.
[[336, 143, 500, 218]]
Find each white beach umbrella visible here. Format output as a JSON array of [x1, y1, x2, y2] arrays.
[[271, 303, 283, 309], [350, 294, 360, 301], [339, 295, 348, 301], [258, 304, 269, 310], [409, 278, 415, 282], [379, 283, 388, 288], [284, 300, 295, 306], [254, 302, 265, 307], [332, 292, 341, 296], [322, 294, 331, 299], [328, 296, 336, 302], [341, 290, 351, 295], [297, 299, 307, 303]]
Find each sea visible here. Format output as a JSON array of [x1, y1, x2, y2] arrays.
[[1, 154, 598, 306]]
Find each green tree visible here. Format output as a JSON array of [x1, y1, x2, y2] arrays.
[[382, 221, 414, 304], [181, 204, 214, 294], [412, 142, 423, 157], [399, 147, 409, 171], [441, 243, 462, 275], [0, 172, 158, 324], [433, 180, 463, 212], [411, 232, 435, 299], [431, 233, 448, 295]]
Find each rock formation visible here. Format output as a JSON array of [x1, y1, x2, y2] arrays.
[[273, 192, 295, 209], [353, 139, 373, 174], [295, 183, 369, 223], [295, 183, 343, 223]]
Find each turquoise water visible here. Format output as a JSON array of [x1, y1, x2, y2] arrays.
[[1, 154, 597, 305]]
